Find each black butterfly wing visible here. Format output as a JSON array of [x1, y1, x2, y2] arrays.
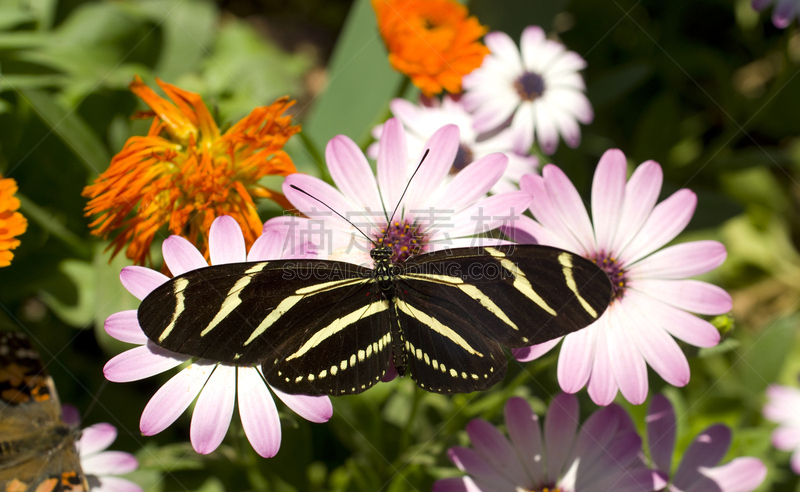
[[393, 290, 506, 394], [399, 245, 612, 348], [139, 259, 394, 395]]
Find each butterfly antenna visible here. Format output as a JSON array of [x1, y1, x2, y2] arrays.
[[387, 148, 430, 225], [289, 185, 378, 247]]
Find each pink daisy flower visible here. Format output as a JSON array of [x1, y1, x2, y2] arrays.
[[764, 384, 800, 473], [433, 394, 652, 492], [751, 0, 800, 28], [368, 96, 539, 194], [62, 406, 142, 492], [279, 117, 531, 266], [462, 25, 593, 155], [645, 394, 767, 491], [507, 149, 731, 405], [103, 216, 333, 458]]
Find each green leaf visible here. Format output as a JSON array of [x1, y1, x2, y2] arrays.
[[739, 314, 799, 395], [16, 193, 89, 256], [17, 88, 110, 175], [304, 0, 404, 153], [38, 259, 95, 327]]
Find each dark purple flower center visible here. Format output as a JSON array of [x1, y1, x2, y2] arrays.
[[450, 143, 474, 174], [591, 251, 627, 302], [376, 220, 422, 263], [515, 71, 546, 101]]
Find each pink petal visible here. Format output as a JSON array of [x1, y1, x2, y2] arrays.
[[466, 419, 530, 486], [520, 26, 546, 69], [432, 477, 483, 492], [587, 317, 619, 406], [542, 165, 595, 254], [773, 0, 795, 27], [625, 290, 720, 348], [140, 361, 214, 436], [377, 118, 409, 213], [520, 173, 587, 255], [438, 191, 531, 240], [484, 31, 522, 72], [271, 385, 333, 423], [630, 279, 732, 315], [792, 450, 800, 474], [238, 366, 281, 458], [504, 397, 545, 485], [447, 447, 517, 487], [162, 235, 207, 276], [500, 215, 564, 249], [209, 216, 246, 265], [591, 150, 628, 253], [190, 363, 236, 454], [646, 394, 677, 474], [672, 424, 732, 489], [607, 310, 649, 405], [104, 310, 148, 345], [80, 451, 138, 475], [433, 153, 508, 212], [568, 406, 620, 466], [78, 423, 117, 456], [404, 125, 460, 214], [549, 107, 581, 148], [624, 301, 690, 387], [696, 458, 767, 492], [549, 89, 593, 125], [627, 240, 728, 279], [512, 337, 561, 362], [326, 135, 383, 214], [557, 324, 597, 393], [544, 393, 579, 482], [574, 431, 643, 491], [610, 160, 663, 255], [471, 93, 520, 135], [103, 344, 188, 383], [284, 174, 361, 231], [90, 476, 143, 492], [771, 426, 800, 451], [534, 103, 559, 154], [619, 189, 697, 265], [247, 230, 283, 261], [765, 385, 800, 422], [119, 266, 168, 301]]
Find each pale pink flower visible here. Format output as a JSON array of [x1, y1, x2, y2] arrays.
[[645, 394, 767, 491], [507, 149, 731, 405], [368, 96, 538, 194], [103, 216, 332, 457], [433, 394, 652, 492], [764, 384, 800, 473], [751, 0, 800, 28], [462, 25, 593, 154]]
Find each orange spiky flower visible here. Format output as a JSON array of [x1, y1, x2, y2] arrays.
[[83, 76, 299, 265], [0, 175, 28, 268], [372, 0, 489, 96]]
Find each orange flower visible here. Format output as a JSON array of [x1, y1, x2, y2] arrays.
[[372, 0, 489, 96], [83, 76, 299, 265], [0, 175, 28, 268]]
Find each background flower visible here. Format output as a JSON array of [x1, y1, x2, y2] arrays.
[[103, 215, 332, 457], [0, 175, 27, 268], [507, 150, 731, 405], [764, 384, 800, 473], [645, 394, 766, 491], [433, 394, 652, 492], [751, 0, 800, 28], [82, 76, 299, 265], [372, 0, 489, 96], [368, 96, 538, 193], [462, 25, 592, 154]]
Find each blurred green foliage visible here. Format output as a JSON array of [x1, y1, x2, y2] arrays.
[[1, 0, 800, 490]]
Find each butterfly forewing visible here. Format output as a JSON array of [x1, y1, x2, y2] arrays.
[[398, 245, 612, 348], [138, 260, 374, 366]]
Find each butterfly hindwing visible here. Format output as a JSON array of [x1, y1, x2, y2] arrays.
[[399, 245, 612, 348], [0, 332, 87, 492]]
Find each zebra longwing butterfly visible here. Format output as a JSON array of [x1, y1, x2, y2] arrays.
[[138, 240, 611, 396]]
